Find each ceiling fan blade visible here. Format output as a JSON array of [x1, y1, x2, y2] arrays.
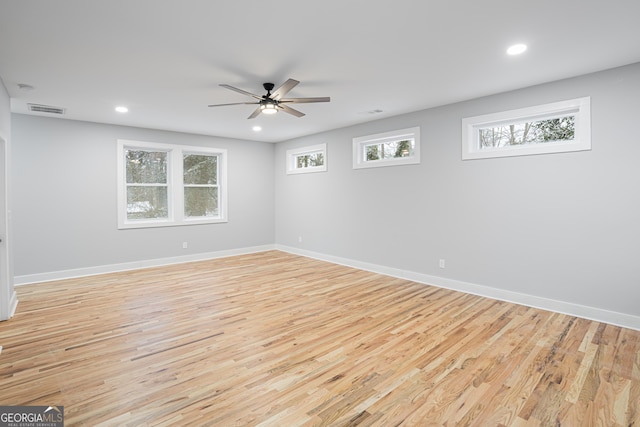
[[247, 106, 262, 119], [279, 104, 306, 118], [279, 97, 331, 104], [208, 102, 259, 107], [220, 84, 262, 100], [270, 78, 300, 100]]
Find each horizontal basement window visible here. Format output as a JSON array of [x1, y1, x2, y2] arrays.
[[462, 97, 591, 160], [286, 143, 327, 174], [353, 126, 420, 169]]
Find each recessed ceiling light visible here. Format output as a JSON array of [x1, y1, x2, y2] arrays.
[[115, 106, 129, 113], [507, 44, 527, 55], [252, 126, 262, 132]]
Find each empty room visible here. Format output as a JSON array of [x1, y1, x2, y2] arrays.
[[1, 1, 639, 426]]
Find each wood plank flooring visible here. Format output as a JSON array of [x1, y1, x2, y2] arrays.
[[0, 250, 638, 426]]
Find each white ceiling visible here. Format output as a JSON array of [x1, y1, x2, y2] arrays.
[[1, 0, 639, 143]]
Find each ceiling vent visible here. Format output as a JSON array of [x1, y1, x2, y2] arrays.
[[27, 103, 66, 115]]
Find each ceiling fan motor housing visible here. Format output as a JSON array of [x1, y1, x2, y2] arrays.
[[263, 83, 275, 93]]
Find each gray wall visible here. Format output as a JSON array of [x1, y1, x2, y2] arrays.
[[275, 62, 640, 318], [12, 115, 274, 276]]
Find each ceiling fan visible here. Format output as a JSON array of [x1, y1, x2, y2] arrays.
[[208, 78, 330, 119]]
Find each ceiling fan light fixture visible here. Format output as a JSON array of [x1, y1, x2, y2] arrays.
[[260, 102, 278, 114]]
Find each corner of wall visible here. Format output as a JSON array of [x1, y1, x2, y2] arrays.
[[0, 76, 14, 320]]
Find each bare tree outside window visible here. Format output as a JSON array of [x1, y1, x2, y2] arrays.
[[118, 140, 227, 228], [125, 150, 168, 219], [183, 154, 218, 218], [479, 116, 575, 148], [287, 143, 327, 174], [296, 152, 324, 168], [353, 127, 420, 169], [365, 139, 414, 161], [462, 98, 589, 160]]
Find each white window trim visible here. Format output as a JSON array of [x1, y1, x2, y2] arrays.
[[286, 143, 327, 174], [353, 126, 420, 169], [117, 139, 227, 229], [461, 97, 591, 160]]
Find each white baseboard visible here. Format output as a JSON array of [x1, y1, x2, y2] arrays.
[[13, 243, 640, 331], [8, 290, 17, 318], [0, 289, 18, 321], [14, 244, 276, 286], [276, 244, 640, 332]]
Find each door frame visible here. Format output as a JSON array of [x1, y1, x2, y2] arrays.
[[0, 135, 17, 321]]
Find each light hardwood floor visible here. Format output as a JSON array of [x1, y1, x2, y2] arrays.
[[1, 251, 638, 426]]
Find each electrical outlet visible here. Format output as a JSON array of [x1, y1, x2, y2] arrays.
[[298, 236, 303, 243], [182, 242, 188, 249], [439, 259, 446, 269]]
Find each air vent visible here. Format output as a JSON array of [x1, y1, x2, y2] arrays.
[[27, 103, 66, 115]]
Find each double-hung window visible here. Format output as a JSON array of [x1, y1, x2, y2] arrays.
[[124, 148, 169, 221], [183, 153, 219, 217], [117, 140, 227, 229]]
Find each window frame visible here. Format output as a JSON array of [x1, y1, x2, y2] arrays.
[[352, 126, 420, 169], [286, 143, 327, 175], [122, 148, 171, 223], [461, 97, 591, 160], [182, 151, 221, 221], [117, 139, 227, 229]]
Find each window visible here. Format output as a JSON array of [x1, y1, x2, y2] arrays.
[[353, 127, 420, 169], [183, 153, 219, 218], [286, 143, 327, 174], [124, 149, 169, 220], [462, 97, 591, 160], [117, 140, 227, 229]]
